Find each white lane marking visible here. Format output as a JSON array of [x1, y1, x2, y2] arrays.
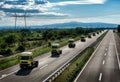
[[1, 74, 7, 78], [0, 70, 18, 80], [38, 60, 47, 66], [104, 53, 106, 56], [99, 73, 102, 81], [102, 60, 105, 65], [40, 64, 48, 70]]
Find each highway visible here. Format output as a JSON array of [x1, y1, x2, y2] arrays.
[[0, 31, 104, 82], [74, 30, 120, 82]]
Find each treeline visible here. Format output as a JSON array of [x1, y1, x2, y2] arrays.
[[0, 27, 103, 56], [42, 28, 103, 41]]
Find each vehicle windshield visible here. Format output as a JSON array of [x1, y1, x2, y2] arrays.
[[52, 46, 58, 48], [69, 40, 73, 43], [20, 56, 30, 60]]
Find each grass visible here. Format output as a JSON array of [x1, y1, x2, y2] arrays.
[[32, 47, 51, 57], [97, 31, 108, 41], [0, 55, 19, 70]]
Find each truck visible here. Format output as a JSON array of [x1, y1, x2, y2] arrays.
[[19, 52, 38, 69], [88, 34, 92, 38], [81, 35, 86, 42], [92, 32, 96, 36], [51, 43, 62, 57], [68, 39, 76, 48], [97, 31, 99, 34]]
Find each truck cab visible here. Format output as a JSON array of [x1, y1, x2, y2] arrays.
[[81, 35, 86, 42], [97, 31, 99, 34], [92, 32, 96, 36], [88, 34, 92, 38], [51, 44, 62, 57], [68, 39, 76, 48]]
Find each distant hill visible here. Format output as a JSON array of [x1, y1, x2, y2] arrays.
[[30, 22, 118, 29], [0, 22, 118, 30]]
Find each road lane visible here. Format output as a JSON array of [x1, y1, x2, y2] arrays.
[[75, 30, 120, 82], [0, 31, 104, 82]]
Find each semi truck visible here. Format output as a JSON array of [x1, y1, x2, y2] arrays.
[[19, 52, 38, 69], [51, 43, 62, 57]]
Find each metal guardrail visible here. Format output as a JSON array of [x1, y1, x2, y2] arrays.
[[43, 32, 106, 82]]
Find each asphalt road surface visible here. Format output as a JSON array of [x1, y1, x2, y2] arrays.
[[0, 31, 104, 82], [74, 30, 120, 82]]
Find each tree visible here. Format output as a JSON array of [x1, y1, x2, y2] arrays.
[[117, 25, 120, 32], [3, 34, 19, 47]]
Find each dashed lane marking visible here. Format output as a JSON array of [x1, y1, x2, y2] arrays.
[[40, 64, 48, 70], [99, 73, 102, 81], [102, 60, 105, 65], [0, 70, 18, 80]]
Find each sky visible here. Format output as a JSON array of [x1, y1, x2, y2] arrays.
[[0, 0, 120, 26]]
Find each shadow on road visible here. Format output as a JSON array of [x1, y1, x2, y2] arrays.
[[15, 68, 33, 76]]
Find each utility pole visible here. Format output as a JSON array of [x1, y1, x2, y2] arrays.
[[15, 12, 17, 29], [24, 12, 27, 29], [14, 12, 27, 29]]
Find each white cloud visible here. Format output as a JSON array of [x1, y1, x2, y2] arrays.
[[46, 0, 107, 7], [88, 0, 107, 4], [40, 12, 69, 16], [0, 0, 107, 13]]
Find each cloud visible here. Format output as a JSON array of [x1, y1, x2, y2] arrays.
[[5, 11, 69, 18], [0, 0, 107, 13], [88, 0, 107, 4], [0, 0, 107, 22], [46, 0, 107, 7]]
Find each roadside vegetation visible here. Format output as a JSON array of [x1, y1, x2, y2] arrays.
[[0, 27, 104, 71], [0, 28, 103, 57]]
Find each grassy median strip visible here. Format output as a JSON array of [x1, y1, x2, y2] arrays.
[[53, 48, 94, 82], [97, 31, 108, 41]]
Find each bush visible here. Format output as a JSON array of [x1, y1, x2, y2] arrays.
[[16, 45, 25, 52], [0, 49, 7, 55], [0, 48, 13, 56], [117, 25, 120, 32], [6, 49, 13, 55]]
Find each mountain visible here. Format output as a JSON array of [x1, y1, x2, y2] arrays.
[[0, 22, 118, 30], [30, 22, 118, 29]]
